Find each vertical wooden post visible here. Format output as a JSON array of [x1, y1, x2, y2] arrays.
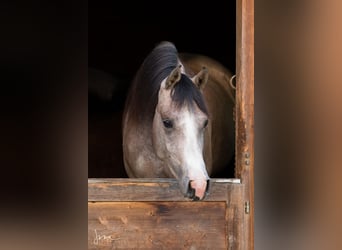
[[236, 0, 254, 249]]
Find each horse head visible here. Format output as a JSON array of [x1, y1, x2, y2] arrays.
[[152, 64, 211, 200]]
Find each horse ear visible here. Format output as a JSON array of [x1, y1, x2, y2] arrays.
[[192, 67, 209, 90], [165, 65, 182, 89]]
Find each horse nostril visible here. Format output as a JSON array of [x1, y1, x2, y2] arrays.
[[186, 183, 195, 199]]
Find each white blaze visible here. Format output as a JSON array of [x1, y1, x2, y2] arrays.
[[182, 109, 208, 181]]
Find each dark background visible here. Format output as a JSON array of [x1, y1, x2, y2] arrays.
[[88, 0, 236, 178]]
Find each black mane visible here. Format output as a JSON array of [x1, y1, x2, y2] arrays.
[[124, 41, 208, 125]]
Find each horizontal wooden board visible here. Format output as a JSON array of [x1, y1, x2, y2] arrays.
[[88, 178, 245, 249], [89, 201, 228, 249], [88, 178, 241, 202]]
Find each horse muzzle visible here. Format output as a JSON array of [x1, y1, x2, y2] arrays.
[[189, 179, 210, 200], [180, 177, 210, 201]]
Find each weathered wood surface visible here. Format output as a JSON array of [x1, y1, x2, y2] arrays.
[[88, 179, 244, 249], [236, 0, 255, 249], [89, 202, 226, 249], [89, 178, 241, 202]]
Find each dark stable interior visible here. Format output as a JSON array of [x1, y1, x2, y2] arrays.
[[88, 1, 236, 178]]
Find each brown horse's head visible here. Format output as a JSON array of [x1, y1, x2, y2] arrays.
[[152, 64, 210, 200]]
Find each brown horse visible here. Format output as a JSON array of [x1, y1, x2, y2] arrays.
[[122, 41, 235, 200]]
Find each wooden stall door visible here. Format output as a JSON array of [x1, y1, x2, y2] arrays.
[[88, 179, 244, 249]]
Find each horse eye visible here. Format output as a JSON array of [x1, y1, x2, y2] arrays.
[[203, 119, 209, 128], [162, 119, 173, 129]]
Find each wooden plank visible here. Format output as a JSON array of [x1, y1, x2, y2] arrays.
[[88, 202, 227, 249], [88, 178, 245, 249], [236, 0, 255, 249], [88, 178, 241, 202]]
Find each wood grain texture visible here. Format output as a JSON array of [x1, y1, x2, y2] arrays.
[[89, 202, 226, 249], [88, 179, 244, 249], [236, 0, 255, 249], [88, 178, 241, 202]]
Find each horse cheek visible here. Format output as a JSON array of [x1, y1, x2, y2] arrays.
[[152, 118, 166, 159]]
